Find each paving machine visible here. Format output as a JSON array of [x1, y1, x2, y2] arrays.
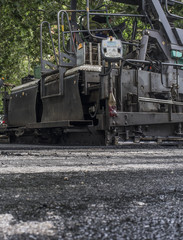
[[4, 0, 183, 145]]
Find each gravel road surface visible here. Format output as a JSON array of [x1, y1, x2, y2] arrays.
[[0, 144, 182, 239]]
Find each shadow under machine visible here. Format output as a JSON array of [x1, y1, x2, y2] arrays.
[[5, 0, 183, 145]]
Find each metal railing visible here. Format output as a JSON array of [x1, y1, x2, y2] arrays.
[[164, 0, 183, 19]]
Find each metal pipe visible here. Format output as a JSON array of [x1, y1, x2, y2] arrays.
[[88, 12, 146, 17], [57, 10, 76, 60], [65, 9, 108, 12], [63, 28, 115, 33], [40, 21, 58, 70], [89, 42, 93, 65], [165, 0, 183, 20], [124, 59, 183, 68], [98, 43, 101, 65], [136, 69, 139, 112], [40, 21, 58, 98], [139, 97, 183, 106], [131, 18, 137, 41], [61, 11, 76, 54]]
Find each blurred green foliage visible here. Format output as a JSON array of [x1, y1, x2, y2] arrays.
[[0, 0, 183, 86]]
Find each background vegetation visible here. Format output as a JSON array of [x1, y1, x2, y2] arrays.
[[0, 0, 139, 85], [0, 0, 183, 85]]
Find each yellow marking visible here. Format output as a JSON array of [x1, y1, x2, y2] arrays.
[[61, 25, 64, 32], [162, 41, 165, 45], [22, 92, 25, 96], [87, 7, 89, 12], [78, 43, 83, 50]]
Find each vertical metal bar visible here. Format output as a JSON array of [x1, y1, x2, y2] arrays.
[[58, 10, 76, 60], [160, 63, 163, 86], [59, 66, 64, 96], [168, 105, 172, 121], [89, 42, 93, 65], [176, 68, 179, 100], [176, 68, 180, 113], [40, 21, 45, 98], [40, 21, 58, 68], [57, 11, 63, 96], [119, 64, 124, 111], [58, 10, 77, 96], [131, 18, 137, 41], [48, 23, 58, 65], [83, 43, 86, 64], [40, 21, 58, 98], [58, 11, 61, 67], [40, 22, 44, 72], [136, 69, 139, 112], [61, 11, 76, 54], [98, 43, 101, 65], [86, 0, 90, 34]]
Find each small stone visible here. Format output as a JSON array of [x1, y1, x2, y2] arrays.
[[136, 201, 146, 206]]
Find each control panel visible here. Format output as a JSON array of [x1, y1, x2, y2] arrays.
[[101, 37, 123, 61]]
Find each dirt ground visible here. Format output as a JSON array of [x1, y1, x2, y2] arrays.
[[0, 144, 182, 239]]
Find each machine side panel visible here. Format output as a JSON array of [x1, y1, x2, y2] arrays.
[[8, 81, 39, 126], [41, 74, 84, 122]]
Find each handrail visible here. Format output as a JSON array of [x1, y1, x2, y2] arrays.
[[86, 0, 147, 40], [123, 58, 183, 68], [89, 12, 146, 17], [40, 21, 58, 71], [164, 0, 183, 20], [57, 10, 76, 61]]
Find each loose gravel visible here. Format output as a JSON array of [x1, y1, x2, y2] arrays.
[[0, 145, 182, 239]]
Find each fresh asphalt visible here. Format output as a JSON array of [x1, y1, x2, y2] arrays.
[[0, 145, 182, 239]]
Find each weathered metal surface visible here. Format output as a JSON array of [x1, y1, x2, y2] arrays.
[[110, 112, 183, 126], [11, 79, 39, 92], [5, 0, 183, 145], [41, 74, 84, 122], [27, 120, 93, 129], [8, 81, 39, 126], [65, 64, 102, 77]]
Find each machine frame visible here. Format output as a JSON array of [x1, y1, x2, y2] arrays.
[[3, 0, 183, 145]]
